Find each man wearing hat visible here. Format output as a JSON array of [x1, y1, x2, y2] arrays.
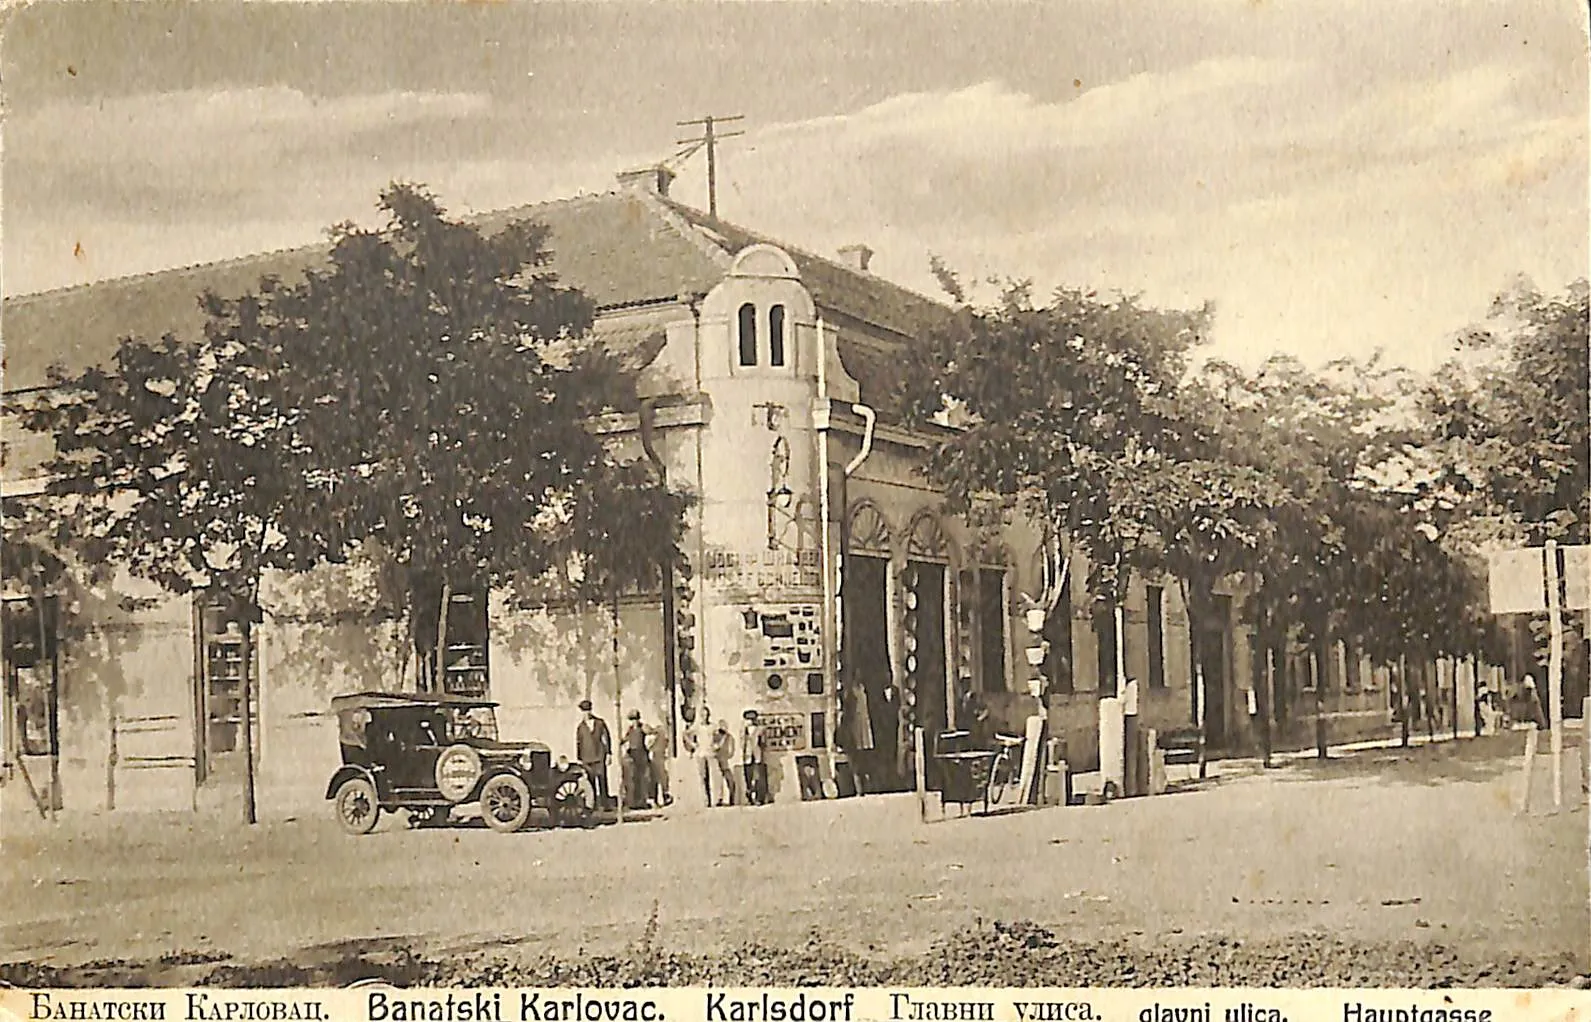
[[575, 699, 612, 809], [621, 709, 652, 810], [741, 709, 769, 806]]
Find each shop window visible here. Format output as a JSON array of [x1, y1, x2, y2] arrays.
[[1295, 652, 1316, 693], [1043, 577, 1074, 695], [737, 303, 758, 367], [412, 583, 490, 696], [1146, 585, 1165, 688], [978, 569, 1007, 692], [196, 598, 259, 777], [768, 305, 787, 367], [1344, 642, 1362, 692], [3, 596, 58, 757], [1095, 604, 1119, 697]]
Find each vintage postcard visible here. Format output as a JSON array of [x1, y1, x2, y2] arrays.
[[0, 0, 1587, 1010]]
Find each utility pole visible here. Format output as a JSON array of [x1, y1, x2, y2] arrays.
[[676, 114, 744, 220]]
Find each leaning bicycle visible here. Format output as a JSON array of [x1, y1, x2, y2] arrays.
[[984, 732, 1026, 808]]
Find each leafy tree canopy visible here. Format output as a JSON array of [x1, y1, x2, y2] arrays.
[[1421, 278, 1590, 546], [898, 276, 1210, 601], [27, 183, 690, 618]]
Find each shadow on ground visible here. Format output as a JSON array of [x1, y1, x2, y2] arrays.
[[1260, 731, 1580, 789]]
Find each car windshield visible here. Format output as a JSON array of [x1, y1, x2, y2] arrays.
[[446, 705, 498, 742]]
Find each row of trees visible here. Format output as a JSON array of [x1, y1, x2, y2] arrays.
[[899, 267, 1588, 754], [5, 179, 1583, 790]]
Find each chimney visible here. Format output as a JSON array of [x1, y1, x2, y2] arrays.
[[837, 244, 874, 273], [616, 165, 676, 198]]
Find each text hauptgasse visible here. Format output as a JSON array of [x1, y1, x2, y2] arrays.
[[1344, 1005, 1492, 1022]]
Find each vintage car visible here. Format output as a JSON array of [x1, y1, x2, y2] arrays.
[[326, 692, 594, 835]]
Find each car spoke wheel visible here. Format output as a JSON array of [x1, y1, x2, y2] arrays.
[[334, 777, 381, 836], [552, 773, 594, 827], [480, 774, 532, 833]]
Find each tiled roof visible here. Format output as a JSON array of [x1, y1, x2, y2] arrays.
[[2, 191, 725, 393], [1, 186, 951, 411], [656, 197, 952, 342]]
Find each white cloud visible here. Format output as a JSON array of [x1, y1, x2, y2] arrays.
[[5, 45, 1583, 377], [13, 87, 492, 155], [759, 58, 1306, 159], [714, 56, 1585, 373]]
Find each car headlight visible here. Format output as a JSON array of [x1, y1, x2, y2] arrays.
[[556, 755, 570, 770]]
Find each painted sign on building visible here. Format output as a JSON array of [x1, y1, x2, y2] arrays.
[[758, 711, 807, 751], [704, 546, 822, 593]]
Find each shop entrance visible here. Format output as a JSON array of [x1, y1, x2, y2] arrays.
[[841, 554, 901, 792]]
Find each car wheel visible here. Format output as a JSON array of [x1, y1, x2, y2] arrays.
[[334, 777, 381, 836], [552, 773, 594, 827], [480, 773, 532, 833]]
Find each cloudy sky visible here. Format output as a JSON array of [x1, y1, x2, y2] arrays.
[[4, 0, 1586, 371]]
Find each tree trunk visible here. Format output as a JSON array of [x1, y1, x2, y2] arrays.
[[611, 592, 624, 825], [395, 581, 415, 693], [240, 615, 257, 825], [1182, 580, 1203, 727], [1261, 637, 1275, 768], [1313, 646, 1328, 760], [1431, 662, 1444, 738], [433, 581, 452, 694], [1470, 656, 1482, 739], [1179, 575, 1211, 774], [1399, 654, 1411, 748], [36, 586, 61, 818]]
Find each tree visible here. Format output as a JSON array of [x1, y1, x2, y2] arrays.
[[1189, 352, 1501, 753], [1422, 279, 1590, 545], [1420, 278, 1590, 701], [27, 183, 691, 818], [898, 279, 1211, 619], [257, 184, 688, 684]]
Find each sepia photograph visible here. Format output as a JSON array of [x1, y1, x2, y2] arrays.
[[1, 0, 1588, 994]]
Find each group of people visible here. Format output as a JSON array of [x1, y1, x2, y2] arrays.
[[573, 698, 771, 810], [682, 705, 770, 806], [574, 698, 672, 811]]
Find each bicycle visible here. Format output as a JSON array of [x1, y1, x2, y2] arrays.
[[984, 732, 1026, 808]]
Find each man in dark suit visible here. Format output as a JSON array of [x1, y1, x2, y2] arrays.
[[575, 699, 612, 808]]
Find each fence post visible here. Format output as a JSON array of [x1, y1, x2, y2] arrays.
[[1582, 696, 1589, 798], [914, 727, 928, 822], [106, 712, 118, 813], [1517, 728, 1538, 815]]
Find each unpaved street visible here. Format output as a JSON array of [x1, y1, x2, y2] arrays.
[[2, 732, 1584, 985]]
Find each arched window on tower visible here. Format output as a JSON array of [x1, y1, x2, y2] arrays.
[[768, 305, 787, 367], [738, 303, 758, 367]]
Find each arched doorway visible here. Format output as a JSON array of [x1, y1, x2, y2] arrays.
[[840, 502, 898, 792]]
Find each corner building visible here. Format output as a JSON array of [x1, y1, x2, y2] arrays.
[[3, 169, 1410, 819]]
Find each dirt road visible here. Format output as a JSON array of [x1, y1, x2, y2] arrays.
[[2, 731, 1584, 985]]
